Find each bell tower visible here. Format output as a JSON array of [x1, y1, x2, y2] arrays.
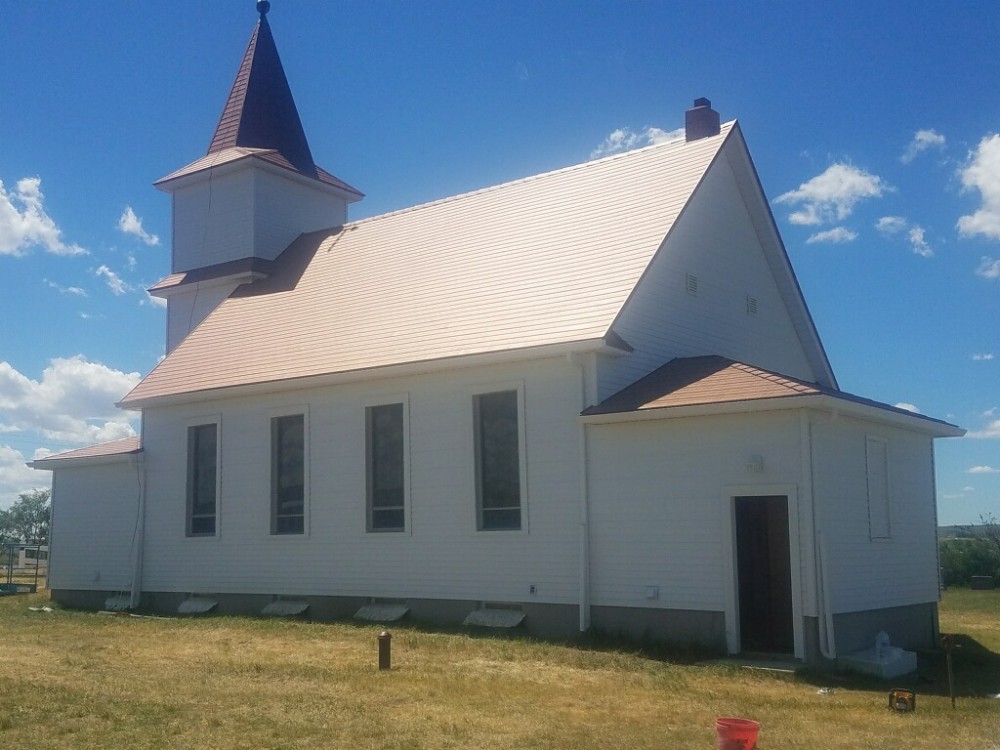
[[149, 1, 363, 352]]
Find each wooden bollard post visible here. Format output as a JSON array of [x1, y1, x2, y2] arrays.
[[378, 630, 392, 670]]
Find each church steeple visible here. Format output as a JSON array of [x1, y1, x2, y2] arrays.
[[207, 1, 317, 179], [151, 2, 362, 354]]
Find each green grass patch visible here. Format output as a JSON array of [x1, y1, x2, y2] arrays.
[[0, 590, 997, 749]]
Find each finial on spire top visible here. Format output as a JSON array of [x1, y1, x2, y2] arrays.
[[257, 0, 271, 17]]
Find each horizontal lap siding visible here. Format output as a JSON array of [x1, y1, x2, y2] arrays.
[[49, 463, 139, 591], [599, 144, 816, 401], [587, 413, 803, 612], [139, 358, 583, 605], [811, 416, 939, 613], [172, 172, 254, 272]]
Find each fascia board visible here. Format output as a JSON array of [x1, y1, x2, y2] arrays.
[[118, 337, 626, 410], [580, 393, 964, 438]]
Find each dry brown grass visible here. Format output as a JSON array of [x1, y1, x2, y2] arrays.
[[0, 590, 997, 749]]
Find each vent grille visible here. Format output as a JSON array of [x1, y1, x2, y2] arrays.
[[746, 295, 758, 317], [686, 273, 699, 296]]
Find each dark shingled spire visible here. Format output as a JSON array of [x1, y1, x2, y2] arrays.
[[207, 4, 317, 179]]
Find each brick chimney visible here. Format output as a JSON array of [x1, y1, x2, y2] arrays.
[[685, 98, 721, 141]]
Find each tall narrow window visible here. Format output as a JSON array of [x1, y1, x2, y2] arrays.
[[474, 390, 522, 530], [866, 437, 890, 539], [272, 414, 305, 534], [187, 423, 218, 536], [367, 403, 405, 532]]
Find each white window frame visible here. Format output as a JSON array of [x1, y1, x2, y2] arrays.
[[185, 414, 221, 538], [469, 381, 528, 533], [269, 406, 310, 536], [364, 395, 410, 534], [866, 436, 891, 540]]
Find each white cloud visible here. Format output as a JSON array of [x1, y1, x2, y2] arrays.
[[806, 227, 857, 244], [901, 129, 946, 164], [967, 465, 999, 475], [590, 126, 684, 159], [874, 216, 933, 257], [894, 402, 921, 414], [0, 356, 139, 446], [975, 256, 1000, 280], [907, 225, 933, 257], [0, 444, 48, 511], [45, 279, 87, 297], [957, 134, 1000, 240], [776, 164, 888, 226], [968, 417, 1000, 439], [96, 264, 128, 295], [143, 291, 168, 309], [973, 353, 995, 361], [0, 177, 86, 256], [117, 206, 160, 246], [876, 216, 907, 235]]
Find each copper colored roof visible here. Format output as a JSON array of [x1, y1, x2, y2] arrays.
[[584, 356, 822, 414], [29, 436, 141, 468], [583, 356, 964, 435], [122, 124, 735, 407]]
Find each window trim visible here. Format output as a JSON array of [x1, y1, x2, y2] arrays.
[[270, 408, 309, 536], [470, 382, 528, 533], [866, 435, 891, 540], [185, 415, 221, 538], [364, 395, 410, 534]]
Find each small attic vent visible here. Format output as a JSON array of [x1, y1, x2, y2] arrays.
[[686, 273, 699, 296], [746, 294, 758, 317]]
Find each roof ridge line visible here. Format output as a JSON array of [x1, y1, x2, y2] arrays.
[[344, 120, 737, 229]]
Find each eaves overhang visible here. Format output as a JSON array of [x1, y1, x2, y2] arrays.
[[579, 392, 965, 438], [118, 335, 631, 411]]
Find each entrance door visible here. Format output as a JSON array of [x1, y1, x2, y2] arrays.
[[735, 495, 793, 654]]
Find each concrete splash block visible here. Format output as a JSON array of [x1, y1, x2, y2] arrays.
[[177, 597, 218, 615], [463, 608, 526, 629], [261, 600, 310, 617], [354, 603, 409, 623]]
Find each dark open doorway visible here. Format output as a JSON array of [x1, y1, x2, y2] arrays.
[[735, 495, 793, 655]]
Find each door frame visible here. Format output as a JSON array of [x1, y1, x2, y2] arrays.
[[721, 484, 803, 659]]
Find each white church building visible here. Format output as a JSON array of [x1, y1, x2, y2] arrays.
[[32, 3, 962, 665]]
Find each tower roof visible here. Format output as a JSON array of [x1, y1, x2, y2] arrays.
[[208, 4, 316, 175], [157, 2, 361, 198]]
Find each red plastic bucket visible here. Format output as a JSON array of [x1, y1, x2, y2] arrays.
[[716, 717, 761, 750]]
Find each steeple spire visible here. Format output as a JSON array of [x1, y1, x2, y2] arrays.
[[207, 2, 317, 178]]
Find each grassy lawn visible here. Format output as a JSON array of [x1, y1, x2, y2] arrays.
[[0, 590, 997, 749]]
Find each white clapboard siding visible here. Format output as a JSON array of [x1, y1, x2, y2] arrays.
[[586, 411, 805, 612], [171, 167, 347, 274], [48, 462, 139, 592], [138, 357, 585, 605], [598, 135, 818, 401], [810, 414, 940, 614]]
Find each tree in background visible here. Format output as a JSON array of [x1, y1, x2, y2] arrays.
[[939, 513, 1000, 587], [0, 488, 51, 544]]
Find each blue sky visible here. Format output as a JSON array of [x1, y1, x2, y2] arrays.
[[1, 1, 997, 525]]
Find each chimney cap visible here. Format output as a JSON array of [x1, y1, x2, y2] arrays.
[[692, 97, 712, 108]]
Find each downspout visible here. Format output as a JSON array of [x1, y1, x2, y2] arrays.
[[802, 412, 835, 659], [568, 352, 591, 632], [129, 425, 147, 610]]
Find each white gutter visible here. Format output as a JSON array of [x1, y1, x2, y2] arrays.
[[121, 337, 631, 410], [581, 393, 964, 438], [801, 412, 835, 660], [568, 352, 592, 632], [129, 433, 147, 610]]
